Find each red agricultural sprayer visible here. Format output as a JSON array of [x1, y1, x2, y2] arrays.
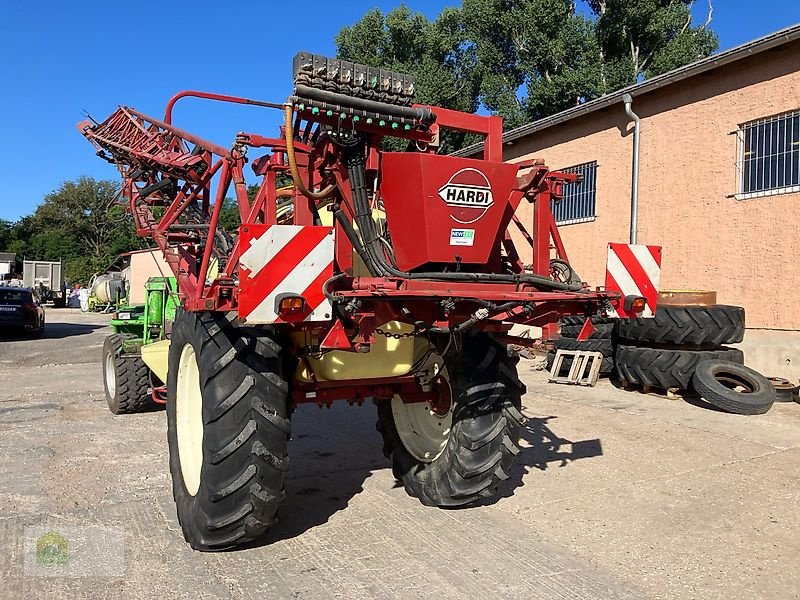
[[79, 52, 649, 551]]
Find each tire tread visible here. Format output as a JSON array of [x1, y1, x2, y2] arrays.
[[104, 333, 152, 415], [167, 309, 289, 551], [692, 360, 775, 415], [615, 344, 744, 390], [376, 333, 522, 507], [615, 305, 745, 347]]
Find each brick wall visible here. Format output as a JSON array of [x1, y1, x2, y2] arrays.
[[505, 41, 800, 329]]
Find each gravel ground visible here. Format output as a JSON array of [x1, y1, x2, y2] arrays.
[[1, 309, 798, 599]]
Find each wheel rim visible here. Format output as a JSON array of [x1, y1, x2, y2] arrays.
[[104, 353, 116, 398], [391, 365, 453, 463], [176, 343, 203, 496]]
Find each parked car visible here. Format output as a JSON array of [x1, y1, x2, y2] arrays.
[[0, 286, 45, 338]]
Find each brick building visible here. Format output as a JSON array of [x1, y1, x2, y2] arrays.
[[456, 25, 800, 377]]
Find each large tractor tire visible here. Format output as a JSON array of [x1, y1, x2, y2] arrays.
[[166, 309, 290, 551], [558, 322, 614, 340], [615, 344, 744, 390], [553, 336, 614, 357], [102, 333, 151, 415], [376, 332, 525, 507], [615, 305, 745, 347], [560, 315, 615, 327]]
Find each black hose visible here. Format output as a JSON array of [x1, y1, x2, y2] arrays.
[[322, 272, 347, 304], [293, 85, 436, 124], [343, 145, 389, 277], [138, 178, 175, 198], [332, 206, 380, 276]]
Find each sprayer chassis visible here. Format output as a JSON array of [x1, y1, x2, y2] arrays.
[[76, 52, 659, 551], [79, 88, 625, 408]]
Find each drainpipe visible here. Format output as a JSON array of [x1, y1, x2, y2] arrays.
[[622, 93, 640, 245]]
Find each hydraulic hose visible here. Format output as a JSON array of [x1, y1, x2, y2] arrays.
[[322, 272, 347, 304], [343, 145, 388, 277], [332, 206, 378, 275], [292, 85, 436, 124], [284, 104, 336, 200]]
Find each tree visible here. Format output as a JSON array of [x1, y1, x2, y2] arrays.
[[0, 220, 12, 251], [336, 1, 718, 135], [33, 177, 126, 263], [336, 5, 481, 150], [589, 0, 718, 92], [5, 177, 143, 283], [462, 0, 603, 128], [217, 198, 241, 234], [216, 184, 264, 233]]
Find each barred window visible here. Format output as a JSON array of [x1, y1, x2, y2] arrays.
[[552, 161, 597, 225], [736, 110, 800, 198]]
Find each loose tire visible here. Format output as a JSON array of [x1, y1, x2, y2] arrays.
[[615, 344, 744, 390], [692, 360, 775, 415], [102, 333, 151, 414], [376, 332, 525, 507], [559, 322, 614, 339], [554, 336, 613, 357], [166, 310, 290, 551], [615, 305, 745, 347], [560, 315, 615, 327]]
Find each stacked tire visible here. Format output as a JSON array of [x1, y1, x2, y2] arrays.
[[548, 316, 616, 376], [613, 305, 746, 391]]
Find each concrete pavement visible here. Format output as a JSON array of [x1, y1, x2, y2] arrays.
[[1, 309, 798, 599]]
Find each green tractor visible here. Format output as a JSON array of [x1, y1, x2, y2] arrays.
[[101, 276, 178, 414]]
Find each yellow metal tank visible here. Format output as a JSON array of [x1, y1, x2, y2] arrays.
[[298, 208, 411, 381], [295, 320, 416, 382]]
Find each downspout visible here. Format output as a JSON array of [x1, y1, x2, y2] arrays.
[[622, 93, 640, 244]]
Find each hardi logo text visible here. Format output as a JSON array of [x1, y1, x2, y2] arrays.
[[439, 184, 493, 207], [438, 168, 494, 223]]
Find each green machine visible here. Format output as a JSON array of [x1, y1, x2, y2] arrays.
[[101, 276, 179, 414]]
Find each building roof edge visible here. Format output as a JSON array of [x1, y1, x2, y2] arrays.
[[452, 23, 800, 157]]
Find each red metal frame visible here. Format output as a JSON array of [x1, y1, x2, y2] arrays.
[[79, 87, 623, 404]]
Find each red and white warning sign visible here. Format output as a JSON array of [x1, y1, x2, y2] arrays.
[[238, 224, 334, 324], [605, 243, 662, 318]]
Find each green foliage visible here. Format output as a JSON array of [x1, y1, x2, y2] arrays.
[[336, 5, 480, 115], [217, 183, 289, 233], [2, 178, 282, 285], [218, 198, 242, 233], [588, 0, 718, 90], [64, 256, 97, 285], [337, 1, 718, 135], [1, 176, 143, 283], [336, 5, 481, 151], [0, 220, 13, 251], [463, 0, 604, 128]]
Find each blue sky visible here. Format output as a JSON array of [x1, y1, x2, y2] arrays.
[[0, 0, 797, 222]]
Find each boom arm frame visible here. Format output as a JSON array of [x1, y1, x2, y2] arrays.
[[78, 90, 620, 333]]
